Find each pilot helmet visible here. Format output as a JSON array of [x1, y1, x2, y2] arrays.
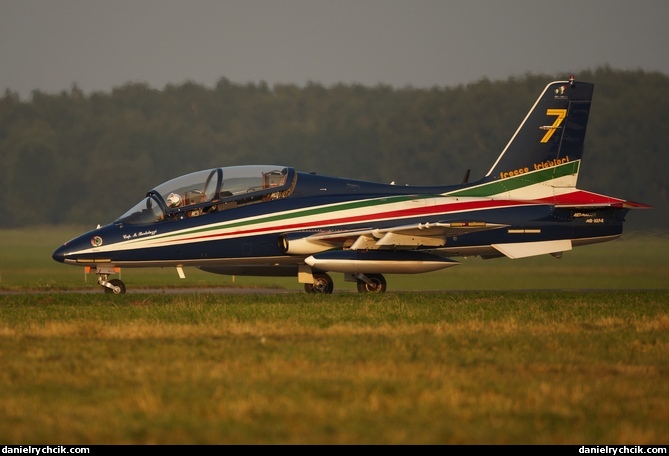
[[166, 192, 182, 208]]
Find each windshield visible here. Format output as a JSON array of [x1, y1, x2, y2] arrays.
[[114, 193, 165, 225], [116, 165, 293, 224]]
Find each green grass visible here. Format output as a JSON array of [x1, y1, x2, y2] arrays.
[[1, 227, 668, 292], [0, 291, 668, 444]]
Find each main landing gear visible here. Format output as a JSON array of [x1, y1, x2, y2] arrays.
[[355, 273, 387, 293], [304, 272, 334, 294], [303, 272, 387, 294]]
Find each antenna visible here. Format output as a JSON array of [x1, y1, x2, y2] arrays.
[[461, 169, 471, 184]]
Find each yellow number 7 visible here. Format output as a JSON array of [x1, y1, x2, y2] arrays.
[[540, 109, 567, 143]]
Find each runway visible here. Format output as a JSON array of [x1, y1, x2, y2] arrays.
[[1, 287, 663, 295]]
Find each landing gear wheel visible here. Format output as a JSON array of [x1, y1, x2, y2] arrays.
[[104, 279, 126, 295], [304, 272, 334, 294], [356, 273, 386, 293]]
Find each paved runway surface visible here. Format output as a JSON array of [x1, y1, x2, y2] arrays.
[[0, 287, 302, 295], [3, 287, 661, 295]]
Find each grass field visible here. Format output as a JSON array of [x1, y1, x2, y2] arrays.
[[0, 227, 668, 444], [1, 290, 668, 444]]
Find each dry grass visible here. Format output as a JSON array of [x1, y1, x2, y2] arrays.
[[1, 291, 668, 444]]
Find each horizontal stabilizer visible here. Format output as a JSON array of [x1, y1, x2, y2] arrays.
[[491, 239, 572, 259], [622, 200, 653, 209], [547, 190, 653, 210]]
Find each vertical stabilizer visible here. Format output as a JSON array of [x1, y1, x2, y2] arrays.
[[455, 78, 595, 200]]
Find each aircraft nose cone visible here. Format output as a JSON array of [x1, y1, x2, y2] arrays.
[[52, 245, 66, 263]]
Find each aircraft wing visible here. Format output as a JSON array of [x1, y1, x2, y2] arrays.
[[282, 221, 508, 254]]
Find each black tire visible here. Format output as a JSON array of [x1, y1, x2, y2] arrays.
[[104, 279, 126, 294], [356, 273, 386, 293], [304, 272, 334, 294]]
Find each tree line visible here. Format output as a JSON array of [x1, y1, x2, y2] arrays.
[[1, 66, 666, 230]]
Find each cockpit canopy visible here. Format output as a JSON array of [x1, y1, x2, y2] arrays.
[[116, 165, 295, 224]]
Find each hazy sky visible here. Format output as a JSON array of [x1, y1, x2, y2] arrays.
[[2, 0, 668, 99]]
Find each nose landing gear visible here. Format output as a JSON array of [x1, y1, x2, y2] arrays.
[[102, 277, 126, 294], [92, 266, 127, 294]]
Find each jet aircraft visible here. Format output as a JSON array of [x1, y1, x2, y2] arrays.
[[52, 77, 651, 294]]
